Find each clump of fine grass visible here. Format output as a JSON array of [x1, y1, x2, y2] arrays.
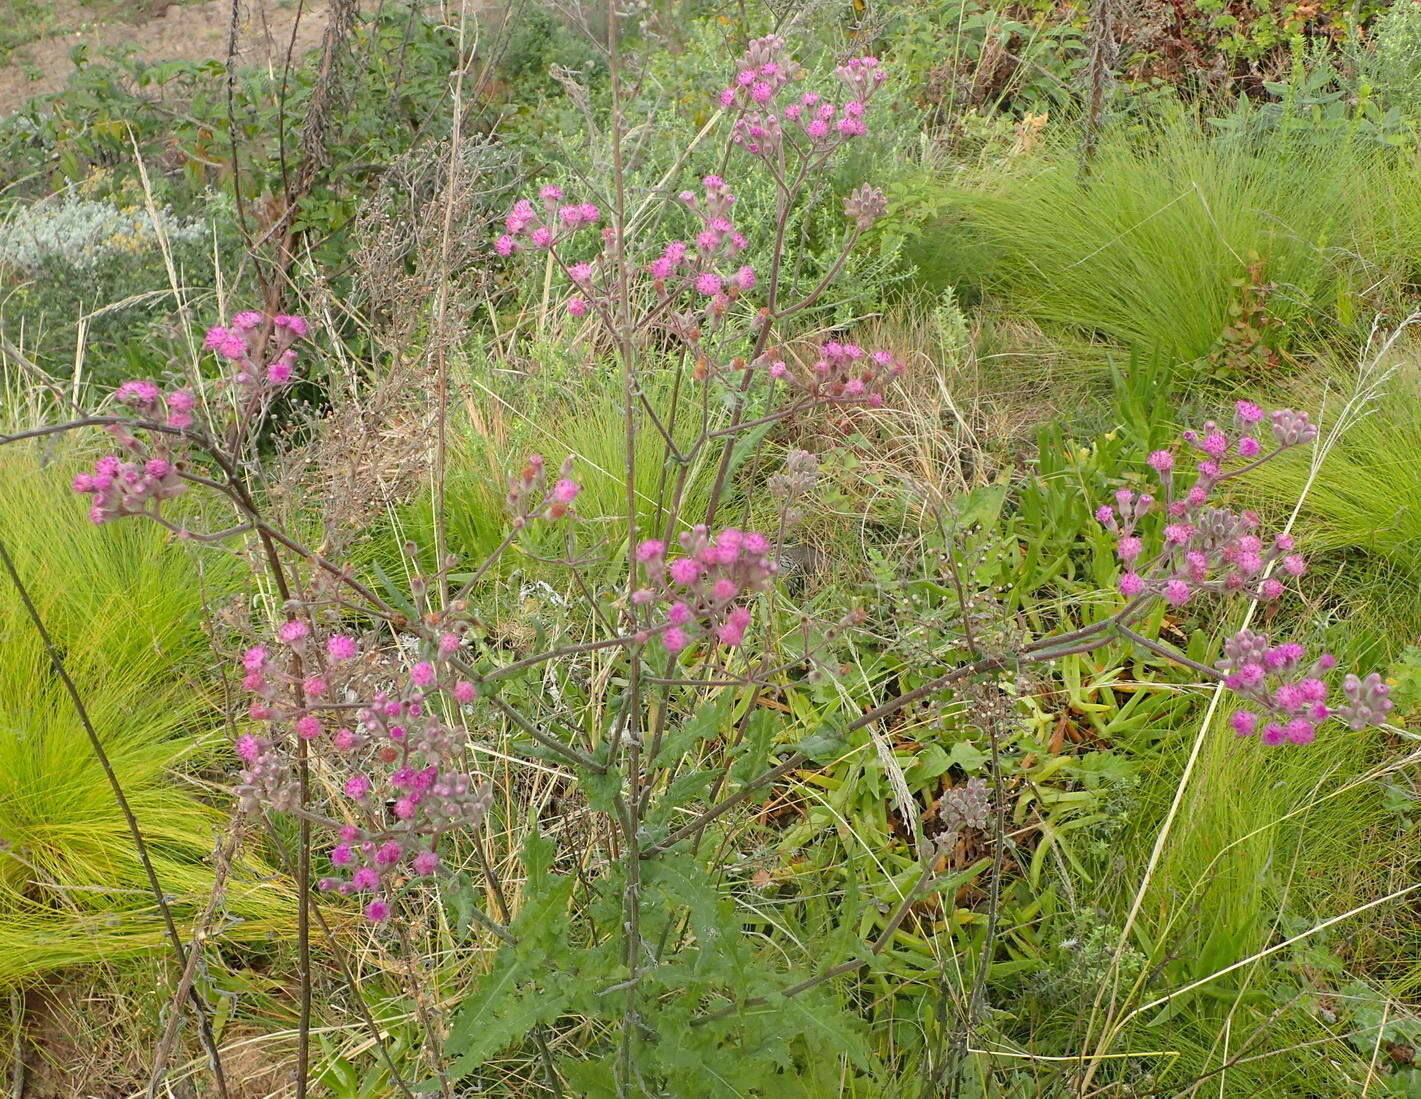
[[933, 108, 1417, 371], [1250, 363, 1421, 581], [0, 443, 294, 982]]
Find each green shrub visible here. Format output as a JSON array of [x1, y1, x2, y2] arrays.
[[1371, 0, 1421, 117]]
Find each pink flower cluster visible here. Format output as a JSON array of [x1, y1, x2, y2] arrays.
[[494, 185, 601, 259], [496, 176, 756, 330], [719, 36, 886, 157], [506, 453, 580, 527], [633, 527, 779, 655], [1096, 402, 1317, 607], [236, 625, 491, 923], [1219, 629, 1392, 745], [765, 340, 904, 407], [72, 453, 185, 525], [71, 309, 310, 525], [71, 381, 196, 524], [717, 35, 803, 109], [651, 176, 753, 314], [202, 311, 309, 397]]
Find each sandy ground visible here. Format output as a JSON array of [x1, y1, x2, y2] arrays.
[[0, 0, 335, 115]]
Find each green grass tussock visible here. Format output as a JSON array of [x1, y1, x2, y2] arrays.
[[0, 444, 293, 982]]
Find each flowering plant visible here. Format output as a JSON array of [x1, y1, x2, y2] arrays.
[[0, 24, 1399, 1099]]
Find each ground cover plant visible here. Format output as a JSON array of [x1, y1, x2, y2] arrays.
[[0, 2, 1418, 1097]]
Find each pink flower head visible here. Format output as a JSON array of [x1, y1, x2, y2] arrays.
[[1200, 433, 1229, 460], [1163, 579, 1191, 606], [274, 314, 309, 338], [506, 199, 535, 233], [711, 578, 739, 601], [1147, 450, 1175, 474], [636, 539, 666, 562], [410, 661, 436, 687], [1118, 572, 1145, 598], [453, 680, 477, 704], [667, 601, 692, 626], [351, 867, 380, 891], [663, 626, 689, 654], [364, 899, 391, 923], [116, 379, 161, 406], [1235, 400, 1264, 425], [295, 714, 322, 740], [495, 234, 516, 257], [551, 477, 580, 504], [695, 272, 723, 297], [1230, 710, 1258, 737], [669, 558, 702, 585], [242, 645, 269, 673], [327, 635, 357, 661], [344, 775, 371, 799], [235, 734, 262, 763], [279, 619, 309, 644], [413, 850, 440, 876], [718, 619, 747, 646], [567, 296, 589, 317], [531, 226, 554, 248]]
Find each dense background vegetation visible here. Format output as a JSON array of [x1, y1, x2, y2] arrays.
[[0, 1, 1418, 1095]]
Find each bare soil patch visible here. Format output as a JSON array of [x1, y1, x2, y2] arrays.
[[0, 0, 333, 116]]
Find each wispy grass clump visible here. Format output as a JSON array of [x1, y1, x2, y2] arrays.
[[0, 444, 292, 981], [938, 110, 1417, 369], [1251, 365, 1421, 580]]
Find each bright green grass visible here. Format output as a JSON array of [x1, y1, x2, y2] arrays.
[[0, 443, 293, 981], [1251, 368, 1421, 581], [933, 110, 1419, 372]]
